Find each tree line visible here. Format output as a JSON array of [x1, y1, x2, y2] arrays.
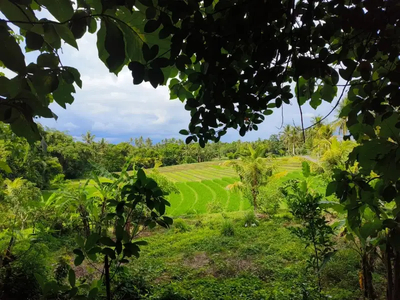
[[0, 114, 350, 190]]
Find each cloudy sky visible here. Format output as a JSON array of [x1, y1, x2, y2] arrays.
[[26, 32, 339, 144]]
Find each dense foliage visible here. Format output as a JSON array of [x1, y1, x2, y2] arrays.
[[1, 0, 399, 299]]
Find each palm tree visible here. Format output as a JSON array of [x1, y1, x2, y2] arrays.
[[334, 98, 351, 137], [82, 131, 95, 144], [281, 125, 301, 155], [311, 123, 334, 158], [224, 145, 273, 212], [320, 137, 356, 171]]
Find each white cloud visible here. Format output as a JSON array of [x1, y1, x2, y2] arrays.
[[303, 112, 315, 118], [38, 29, 340, 143], [64, 122, 79, 130]]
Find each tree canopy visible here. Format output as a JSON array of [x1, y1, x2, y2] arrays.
[[1, 0, 400, 297]]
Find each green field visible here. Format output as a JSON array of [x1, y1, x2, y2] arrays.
[[47, 157, 304, 216], [159, 157, 303, 216]]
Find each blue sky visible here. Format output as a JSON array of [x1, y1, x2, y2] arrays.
[[25, 31, 339, 144]]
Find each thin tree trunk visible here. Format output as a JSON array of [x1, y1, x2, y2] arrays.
[[387, 243, 393, 300], [104, 255, 111, 300], [393, 250, 400, 300]]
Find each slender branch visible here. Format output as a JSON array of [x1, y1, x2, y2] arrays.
[[303, 82, 348, 131]]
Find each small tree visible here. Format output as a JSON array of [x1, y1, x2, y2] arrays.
[[283, 162, 335, 295], [225, 145, 273, 212]]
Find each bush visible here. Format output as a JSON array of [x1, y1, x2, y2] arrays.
[[185, 209, 198, 216], [258, 185, 281, 216], [174, 219, 190, 233], [0, 242, 52, 300], [51, 173, 65, 186], [206, 201, 223, 213], [243, 211, 258, 227], [221, 220, 235, 236], [112, 268, 150, 300]]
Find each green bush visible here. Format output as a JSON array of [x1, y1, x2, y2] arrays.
[[221, 220, 235, 236], [258, 185, 281, 216], [243, 210, 258, 227], [112, 268, 151, 300], [174, 219, 190, 233], [0, 242, 52, 299]]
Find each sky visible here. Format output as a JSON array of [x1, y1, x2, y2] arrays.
[[21, 30, 339, 144]]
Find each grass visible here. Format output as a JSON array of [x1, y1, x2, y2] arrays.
[[123, 211, 363, 300]]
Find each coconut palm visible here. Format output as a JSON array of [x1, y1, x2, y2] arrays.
[[224, 145, 273, 212], [82, 131, 96, 144], [319, 137, 356, 171], [311, 123, 335, 158], [281, 125, 302, 155], [334, 98, 351, 137]]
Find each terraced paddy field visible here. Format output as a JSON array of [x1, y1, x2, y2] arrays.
[[159, 157, 304, 216], [44, 157, 305, 216], [156, 157, 302, 182]]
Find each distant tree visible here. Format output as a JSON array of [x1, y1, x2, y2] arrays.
[[225, 145, 273, 212], [334, 98, 351, 138], [82, 131, 95, 145], [145, 137, 153, 148], [281, 125, 302, 156]]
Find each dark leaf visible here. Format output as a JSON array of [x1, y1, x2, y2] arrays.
[[99, 237, 116, 247], [37, 53, 59, 68], [104, 20, 126, 74], [37, 0, 74, 22], [146, 7, 157, 19], [148, 67, 164, 88], [74, 255, 84, 266], [68, 269, 76, 287], [26, 31, 44, 50], [0, 24, 26, 74], [144, 20, 160, 33]]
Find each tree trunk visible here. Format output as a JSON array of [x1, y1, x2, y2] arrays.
[[104, 255, 111, 300], [393, 250, 400, 300], [387, 243, 393, 300], [79, 205, 90, 237], [362, 252, 375, 299]]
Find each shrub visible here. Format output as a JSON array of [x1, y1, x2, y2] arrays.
[[174, 219, 190, 233], [185, 209, 198, 216], [54, 254, 70, 284], [258, 185, 281, 216], [0, 242, 52, 300], [51, 173, 65, 186], [206, 201, 223, 213], [243, 211, 258, 227], [221, 220, 235, 236]]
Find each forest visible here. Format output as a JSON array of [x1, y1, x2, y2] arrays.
[[0, 0, 399, 299]]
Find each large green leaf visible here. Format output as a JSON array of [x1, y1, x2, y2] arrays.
[[37, 0, 74, 22], [54, 24, 78, 49], [0, 24, 26, 74], [104, 20, 126, 74]]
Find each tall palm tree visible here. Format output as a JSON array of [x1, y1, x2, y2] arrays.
[[334, 98, 351, 137], [224, 145, 273, 212], [281, 125, 301, 155]]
